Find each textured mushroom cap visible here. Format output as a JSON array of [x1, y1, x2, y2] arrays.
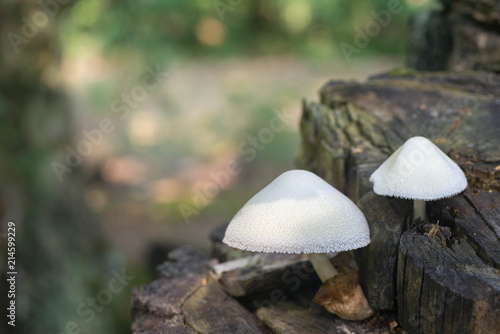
[[370, 136, 467, 200], [223, 170, 370, 254]]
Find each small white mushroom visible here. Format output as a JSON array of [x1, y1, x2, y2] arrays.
[[370, 136, 467, 221], [223, 169, 373, 320]]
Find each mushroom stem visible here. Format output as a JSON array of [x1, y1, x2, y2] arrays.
[[307, 253, 338, 283], [413, 199, 426, 222]]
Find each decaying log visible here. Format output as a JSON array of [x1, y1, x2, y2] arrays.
[[131, 244, 398, 333], [296, 71, 500, 333], [443, 190, 500, 270], [131, 246, 269, 333], [212, 253, 318, 297], [297, 71, 500, 199], [182, 277, 270, 334]]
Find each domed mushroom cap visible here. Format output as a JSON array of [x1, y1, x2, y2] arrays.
[[223, 170, 370, 254], [369, 136, 467, 200]]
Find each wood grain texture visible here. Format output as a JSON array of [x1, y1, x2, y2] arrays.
[[213, 253, 318, 297], [397, 227, 500, 334], [183, 278, 269, 334], [131, 246, 270, 334], [298, 72, 500, 205], [354, 192, 410, 310], [256, 301, 390, 334], [131, 245, 395, 333], [442, 191, 500, 270]]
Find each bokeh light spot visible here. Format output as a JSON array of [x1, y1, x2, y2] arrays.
[[102, 156, 147, 185], [127, 110, 163, 146], [282, 0, 312, 34], [152, 178, 185, 203], [196, 18, 226, 47]]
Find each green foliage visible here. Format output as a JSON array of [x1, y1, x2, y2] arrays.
[[61, 0, 438, 62]]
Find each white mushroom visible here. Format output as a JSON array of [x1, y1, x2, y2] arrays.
[[369, 136, 467, 221], [223, 169, 373, 320]]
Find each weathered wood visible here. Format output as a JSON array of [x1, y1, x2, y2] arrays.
[[296, 71, 500, 332], [442, 190, 500, 270], [397, 225, 500, 334], [298, 72, 500, 202], [182, 277, 270, 334], [131, 244, 396, 333], [131, 245, 270, 334], [131, 274, 206, 333], [251, 253, 398, 332], [354, 192, 410, 310], [212, 253, 318, 297], [256, 301, 390, 334], [297, 71, 500, 211]]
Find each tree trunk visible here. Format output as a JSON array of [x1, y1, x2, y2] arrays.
[[0, 3, 114, 333], [408, 0, 500, 72]]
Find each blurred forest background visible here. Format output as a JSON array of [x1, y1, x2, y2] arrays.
[[0, 0, 437, 333]]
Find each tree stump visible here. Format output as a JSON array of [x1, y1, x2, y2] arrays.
[[296, 71, 500, 333]]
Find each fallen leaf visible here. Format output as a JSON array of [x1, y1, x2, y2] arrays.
[[429, 220, 440, 237]]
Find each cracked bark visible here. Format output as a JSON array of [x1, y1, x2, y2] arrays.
[[130, 246, 269, 334]]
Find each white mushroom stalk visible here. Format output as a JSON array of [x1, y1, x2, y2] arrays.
[[222, 169, 373, 320], [307, 253, 338, 283], [370, 136, 467, 222], [413, 200, 426, 222]]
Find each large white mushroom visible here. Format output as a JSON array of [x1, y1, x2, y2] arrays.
[[370, 136, 467, 221], [223, 169, 373, 320]]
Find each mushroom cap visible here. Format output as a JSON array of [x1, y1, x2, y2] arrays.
[[222, 170, 370, 254], [369, 136, 467, 201]]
